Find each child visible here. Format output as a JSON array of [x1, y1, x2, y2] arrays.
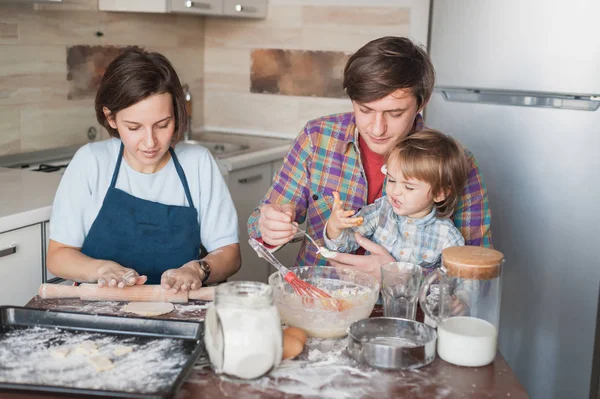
[[323, 129, 471, 313]]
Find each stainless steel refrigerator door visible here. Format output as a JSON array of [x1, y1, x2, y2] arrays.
[[430, 0, 600, 95], [425, 92, 600, 399]]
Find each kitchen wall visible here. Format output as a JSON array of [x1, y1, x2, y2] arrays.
[[203, 0, 430, 137], [0, 0, 204, 156]]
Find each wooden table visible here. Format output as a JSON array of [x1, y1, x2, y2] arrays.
[[2, 297, 529, 399]]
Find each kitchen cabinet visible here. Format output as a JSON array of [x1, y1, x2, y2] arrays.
[[0, 224, 43, 306], [226, 162, 272, 283], [99, 0, 268, 18]]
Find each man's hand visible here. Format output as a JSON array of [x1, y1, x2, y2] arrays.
[[161, 260, 205, 294], [328, 232, 395, 281], [326, 192, 363, 239], [258, 203, 296, 246]]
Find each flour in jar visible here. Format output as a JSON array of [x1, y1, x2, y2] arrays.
[[204, 283, 283, 380]]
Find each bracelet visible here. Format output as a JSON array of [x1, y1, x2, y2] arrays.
[[195, 259, 211, 284]]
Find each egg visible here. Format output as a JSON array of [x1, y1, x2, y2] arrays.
[[282, 334, 304, 360], [283, 327, 308, 345]]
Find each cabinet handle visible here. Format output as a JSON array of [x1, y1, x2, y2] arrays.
[[186, 1, 211, 9], [0, 245, 17, 259], [235, 4, 257, 13], [238, 174, 263, 184]]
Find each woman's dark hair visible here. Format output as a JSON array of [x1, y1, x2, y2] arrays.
[[343, 36, 435, 109], [95, 49, 187, 143]]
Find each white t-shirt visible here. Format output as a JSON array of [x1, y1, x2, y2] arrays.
[[50, 138, 239, 253]]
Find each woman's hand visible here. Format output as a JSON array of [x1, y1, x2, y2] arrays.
[[327, 232, 394, 281], [97, 261, 147, 288], [258, 203, 297, 246], [326, 192, 363, 239], [161, 260, 204, 293]]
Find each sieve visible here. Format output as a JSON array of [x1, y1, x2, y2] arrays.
[[347, 317, 437, 370]]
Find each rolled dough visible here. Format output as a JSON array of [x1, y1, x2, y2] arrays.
[[122, 302, 175, 316], [113, 345, 133, 356], [74, 340, 98, 355], [88, 354, 114, 371]]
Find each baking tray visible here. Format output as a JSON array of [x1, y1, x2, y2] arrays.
[[0, 306, 205, 398]]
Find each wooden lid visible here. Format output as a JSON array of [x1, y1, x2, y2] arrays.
[[442, 246, 504, 280]]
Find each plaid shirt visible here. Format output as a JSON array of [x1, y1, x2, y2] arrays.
[[247, 112, 492, 267], [323, 197, 465, 273]]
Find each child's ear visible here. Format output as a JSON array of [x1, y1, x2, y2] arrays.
[[103, 107, 117, 129], [433, 188, 449, 203]]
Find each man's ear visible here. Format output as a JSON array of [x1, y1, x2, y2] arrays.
[[433, 188, 449, 203], [103, 107, 117, 129]]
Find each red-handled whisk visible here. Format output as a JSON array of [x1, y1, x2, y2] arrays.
[[248, 238, 349, 312]]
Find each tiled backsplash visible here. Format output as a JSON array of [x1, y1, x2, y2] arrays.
[[0, 1, 204, 156], [203, 0, 430, 137], [0, 0, 430, 156]]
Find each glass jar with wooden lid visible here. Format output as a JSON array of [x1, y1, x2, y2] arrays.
[[419, 246, 505, 367]]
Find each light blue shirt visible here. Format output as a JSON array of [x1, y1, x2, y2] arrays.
[[324, 196, 465, 272], [50, 138, 239, 252]]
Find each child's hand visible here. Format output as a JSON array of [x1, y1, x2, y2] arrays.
[[326, 191, 364, 239], [450, 295, 469, 316]]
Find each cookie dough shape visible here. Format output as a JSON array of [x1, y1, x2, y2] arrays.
[[50, 346, 70, 359], [123, 301, 175, 317], [74, 340, 98, 356], [113, 345, 133, 356], [88, 355, 114, 372]]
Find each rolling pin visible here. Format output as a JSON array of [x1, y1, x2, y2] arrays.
[[38, 283, 215, 303]]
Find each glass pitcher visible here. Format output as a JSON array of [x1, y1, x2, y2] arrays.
[[419, 246, 504, 367]]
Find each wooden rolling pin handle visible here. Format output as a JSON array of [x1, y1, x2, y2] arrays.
[[38, 284, 80, 299], [188, 286, 215, 301]]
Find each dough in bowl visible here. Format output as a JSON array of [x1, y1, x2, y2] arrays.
[[123, 302, 174, 316]]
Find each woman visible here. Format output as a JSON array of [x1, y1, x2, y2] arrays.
[[47, 49, 241, 293]]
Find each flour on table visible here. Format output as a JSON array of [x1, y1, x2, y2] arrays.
[[88, 355, 114, 372], [122, 301, 174, 316]]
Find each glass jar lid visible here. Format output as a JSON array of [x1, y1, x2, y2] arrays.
[[442, 246, 504, 280]]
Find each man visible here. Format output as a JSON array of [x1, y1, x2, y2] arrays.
[[247, 36, 492, 280]]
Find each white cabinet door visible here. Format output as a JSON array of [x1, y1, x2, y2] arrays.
[[269, 160, 305, 268], [0, 225, 43, 306], [223, 0, 267, 18], [227, 163, 272, 283], [99, 0, 168, 12], [170, 0, 223, 15]]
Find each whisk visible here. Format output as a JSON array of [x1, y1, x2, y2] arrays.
[[248, 238, 348, 312]]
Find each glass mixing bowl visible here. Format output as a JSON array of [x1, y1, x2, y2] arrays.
[[268, 266, 380, 338]]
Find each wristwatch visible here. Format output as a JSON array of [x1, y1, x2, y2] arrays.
[[196, 259, 211, 284]]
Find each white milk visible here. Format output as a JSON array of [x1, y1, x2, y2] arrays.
[[437, 316, 497, 367]]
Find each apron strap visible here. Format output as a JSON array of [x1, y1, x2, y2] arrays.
[[169, 147, 195, 209], [110, 143, 195, 209], [110, 143, 125, 189]]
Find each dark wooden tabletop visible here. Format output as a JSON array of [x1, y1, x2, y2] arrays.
[[1, 297, 529, 399]]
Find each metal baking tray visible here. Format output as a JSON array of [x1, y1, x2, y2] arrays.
[[347, 317, 437, 370], [0, 306, 205, 398]]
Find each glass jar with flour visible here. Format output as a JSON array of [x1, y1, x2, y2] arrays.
[[204, 281, 282, 379], [419, 246, 504, 367]]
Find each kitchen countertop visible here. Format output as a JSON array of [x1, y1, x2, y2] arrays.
[[0, 132, 292, 233], [14, 298, 529, 399], [0, 168, 62, 233]]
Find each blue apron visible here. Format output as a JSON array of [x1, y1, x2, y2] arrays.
[[81, 143, 200, 284]]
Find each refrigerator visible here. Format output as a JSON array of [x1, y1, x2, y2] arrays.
[[425, 1, 600, 398]]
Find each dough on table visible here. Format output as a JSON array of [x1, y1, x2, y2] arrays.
[[50, 346, 70, 359], [113, 345, 133, 356], [74, 340, 98, 355], [123, 301, 175, 316], [88, 354, 114, 372]]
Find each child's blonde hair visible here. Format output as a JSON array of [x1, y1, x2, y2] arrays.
[[385, 129, 469, 218]]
